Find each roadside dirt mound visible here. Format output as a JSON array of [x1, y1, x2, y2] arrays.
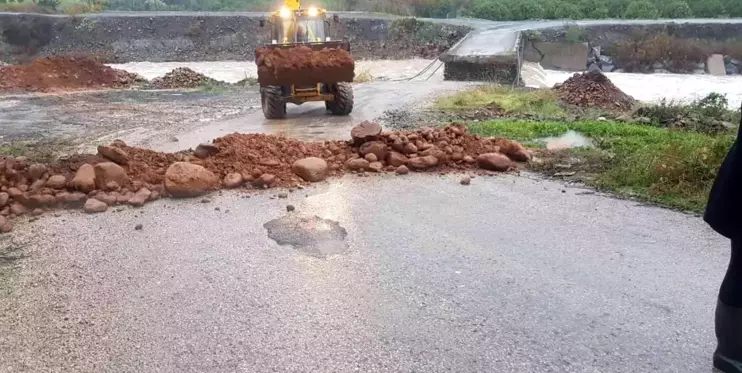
[[256, 46, 355, 86], [554, 70, 635, 111], [0, 124, 530, 233], [151, 67, 219, 89], [0, 56, 142, 92]]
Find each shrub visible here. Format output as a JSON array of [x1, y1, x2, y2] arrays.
[[467, 0, 512, 20], [690, 0, 727, 17], [543, 0, 574, 18], [692, 93, 729, 118], [0, 1, 47, 12], [614, 34, 707, 73], [635, 93, 739, 134], [660, 1, 693, 18], [510, 0, 546, 20], [623, 0, 659, 18], [32, 0, 60, 9]]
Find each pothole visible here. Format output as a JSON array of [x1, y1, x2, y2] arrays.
[[540, 130, 593, 150], [263, 214, 348, 258]]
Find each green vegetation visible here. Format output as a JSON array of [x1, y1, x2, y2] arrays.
[[0, 140, 70, 163], [2, 0, 740, 18], [461, 0, 742, 19], [436, 86, 566, 117], [354, 69, 373, 83], [234, 76, 258, 86], [636, 93, 741, 134], [470, 119, 732, 212], [0, 0, 105, 13], [438, 86, 740, 212], [612, 35, 742, 73]]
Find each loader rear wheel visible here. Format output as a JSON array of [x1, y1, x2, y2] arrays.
[[326, 83, 353, 116], [261, 85, 286, 119]]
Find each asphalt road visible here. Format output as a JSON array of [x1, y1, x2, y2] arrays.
[[0, 173, 728, 373]]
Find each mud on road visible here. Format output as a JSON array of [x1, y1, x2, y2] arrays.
[[0, 88, 256, 151]]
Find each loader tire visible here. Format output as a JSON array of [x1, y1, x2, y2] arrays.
[[326, 83, 353, 116], [261, 85, 286, 119]]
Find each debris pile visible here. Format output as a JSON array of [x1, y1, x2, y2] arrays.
[[116, 70, 148, 86], [554, 70, 635, 111], [346, 121, 530, 173], [151, 67, 219, 89], [0, 123, 530, 233], [255, 46, 355, 86], [0, 56, 142, 92]]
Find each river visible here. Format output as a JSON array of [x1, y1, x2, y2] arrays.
[[110, 59, 742, 109]]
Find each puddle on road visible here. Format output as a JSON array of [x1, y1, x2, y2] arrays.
[[263, 214, 348, 258], [540, 130, 593, 150]]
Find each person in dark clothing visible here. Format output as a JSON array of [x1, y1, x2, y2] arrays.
[[705, 102, 742, 372]]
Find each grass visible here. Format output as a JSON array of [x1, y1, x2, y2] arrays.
[[0, 0, 101, 13], [0, 140, 71, 163], [438, 85, 739, 213], [470, 120, 733, 212], [354, 69, 374, 83], [435, 85, 566, 118], [234, 76, 258, 87], [0, 2, 49, 12], [196, 80, 231, 93]]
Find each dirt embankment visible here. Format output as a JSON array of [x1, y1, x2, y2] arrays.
[[0, 55, 145, 92], [0, 13, 470, 63], [0, 56, 228, 92], [0, 123, 531, 233]]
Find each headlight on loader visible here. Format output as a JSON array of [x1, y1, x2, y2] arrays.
[[280, 7, 292, 18], [307, 7, 318, 17]]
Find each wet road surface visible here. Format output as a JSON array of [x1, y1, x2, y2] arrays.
[[152, 81, 470, 152], [0, 80, 471, 152], [0, 173, 726, 372]]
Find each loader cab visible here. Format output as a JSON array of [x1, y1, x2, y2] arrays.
[[268, 7, 330, 44]]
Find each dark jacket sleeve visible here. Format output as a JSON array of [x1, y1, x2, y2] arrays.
[[704, 105, 742, 238]]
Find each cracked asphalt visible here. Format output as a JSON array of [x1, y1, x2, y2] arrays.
[[0, 173, 729, 373]]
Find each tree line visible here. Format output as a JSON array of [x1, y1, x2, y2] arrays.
[[462, 0, 742, 20], [3, 0, 740, 18], [129, 0, 742, 18]]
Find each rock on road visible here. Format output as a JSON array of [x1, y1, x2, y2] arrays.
[[0, 173, 727, 372]]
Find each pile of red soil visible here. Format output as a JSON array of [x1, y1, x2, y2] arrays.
[[151, 67, 219, 89], [554, 70, 636, 111], [255, 46, 355, 86], [0, 56, 143, 92], [0, 123, 530, 233]]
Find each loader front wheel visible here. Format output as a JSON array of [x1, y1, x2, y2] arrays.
[[326, 83, 353, 116], [261, 85, 286, 119]]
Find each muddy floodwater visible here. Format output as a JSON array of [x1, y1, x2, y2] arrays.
[[111, 60, 742, 108], [1, 59, 741, 155]]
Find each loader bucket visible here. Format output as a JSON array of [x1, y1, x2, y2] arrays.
[[255, 42, 355, 86]]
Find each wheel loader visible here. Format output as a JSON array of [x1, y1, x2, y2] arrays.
[[257, 0, 354, 119]]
